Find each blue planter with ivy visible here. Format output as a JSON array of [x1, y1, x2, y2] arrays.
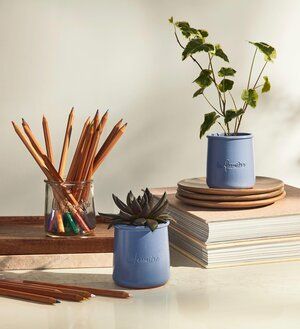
[[206, 133, 255, 188]]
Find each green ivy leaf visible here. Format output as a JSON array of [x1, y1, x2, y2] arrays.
[[182, 39, 203, 59], [249, 41, 276, 62], [168, 16, 174, 24], [182, 40, 213, 60], [262, 76, 271, 93], [200, 112, 220, 139], [198, 29, 208, 38], [213, 44, 229, 62], [224, 109, 244, 124], [193, 88, 205, 98], [218, 79, 234, 92], [218, 67, 236, 77], [175, 21, 204, 40], [241, 89, 258, 108], [194, 69, 212, 88], [175, 21, 192, 38]]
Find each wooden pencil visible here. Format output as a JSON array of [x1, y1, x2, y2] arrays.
[[58, 108, 74, 177], [0, 287, 59, 305], [55, 210, 65, 234], [93, 118, 123, 166], [42, 116, 54, 164], [1, 279, 92, 298], [23, 280, 131, 299], [66, 117, 90, 182], [0, 281, 84, 302], [93, 123, 127, 174], [22, 119, 45, 158]]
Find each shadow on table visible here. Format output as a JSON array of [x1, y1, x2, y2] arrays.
[[170, 248, 202, 268], [0, 271, 116, 289]]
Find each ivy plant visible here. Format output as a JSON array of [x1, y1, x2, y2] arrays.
[[169, 17, 276, 137]]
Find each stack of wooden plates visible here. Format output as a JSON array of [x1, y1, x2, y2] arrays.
[[176, 176, 286, 209]]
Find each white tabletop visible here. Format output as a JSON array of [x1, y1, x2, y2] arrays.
[[0, 250, 300, 329]]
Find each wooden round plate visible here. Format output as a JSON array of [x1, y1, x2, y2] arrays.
[[177, 186, 285, 202], [177, 176, 284, 196], [175, 190, 286, 209]]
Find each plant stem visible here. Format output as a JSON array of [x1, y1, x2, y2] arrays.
[[229, 91, 237, 110], [252, 61, 267, 89], [236, 58, 268, 133], [247, 48, 257, 89], [202, 94, 223, 116], [208, 53, 224, 114], [218, 122, 227, 134], [174, 30, 203, 70]]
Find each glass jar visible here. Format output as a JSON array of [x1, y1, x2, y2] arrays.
[[44, 180, 96, 237]]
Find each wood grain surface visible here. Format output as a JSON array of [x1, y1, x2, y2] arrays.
[[177, 176, 284, 195], [175, 190, 286, 209], [177, 186, 285, 201], [0, 216, 113, 255]]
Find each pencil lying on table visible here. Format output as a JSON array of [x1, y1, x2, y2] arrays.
[[0, 281, 85, 302], [0, 287, 59, 305], [23, 280, 130, 299], [1, 279, 130, 299]]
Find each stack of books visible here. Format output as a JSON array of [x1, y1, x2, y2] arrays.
[[152, 185, 300, 268]]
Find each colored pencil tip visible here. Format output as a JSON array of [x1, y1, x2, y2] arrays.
[[116, 119, 123, 126], [55, 300, 61, 303], [21, 118, 26, 125]]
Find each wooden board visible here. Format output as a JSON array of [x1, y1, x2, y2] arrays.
[[175, 190, 286, 209], [177, 186, 285, 201], [177, 176, 284, 196], [0, 216, 114, 255]]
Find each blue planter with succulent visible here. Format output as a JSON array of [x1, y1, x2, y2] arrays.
[[169, 17, 276, 188], [100, 188, 171, 289]]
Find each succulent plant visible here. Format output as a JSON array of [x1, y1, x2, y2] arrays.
[[99, 188, 173, 231]]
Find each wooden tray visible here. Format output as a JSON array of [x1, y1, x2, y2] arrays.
[[0, 216, 113, 255], [177, 186, 285, 201], [177, 176, 284, 196], [175, 190, 286, 209]]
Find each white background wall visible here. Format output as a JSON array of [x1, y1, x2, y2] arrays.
[[0, 0, 299, 215]]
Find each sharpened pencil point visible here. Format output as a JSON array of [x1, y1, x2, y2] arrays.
[[55, 299, 61, 303]]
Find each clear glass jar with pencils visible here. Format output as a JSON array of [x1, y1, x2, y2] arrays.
[[45, 180, 96, 237], [11, 108, 127, 238]]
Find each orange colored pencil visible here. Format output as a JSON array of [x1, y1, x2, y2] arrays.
[[93, 123, 127, 174], [42, 116, 54, 164], [66, 117, 90, 182], [0, 287, 59, 304], [0, 281, 84, 302], [23, 280, 130, 299], [58, 108, 74, 177]]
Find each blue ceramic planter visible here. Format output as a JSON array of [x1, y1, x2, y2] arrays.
[[113, 222, 170, 289], [206, 133, 255, 189]]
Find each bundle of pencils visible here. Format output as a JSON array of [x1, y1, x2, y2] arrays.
[[12, 108, 127, 236], [0, 279, 130, 304]]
